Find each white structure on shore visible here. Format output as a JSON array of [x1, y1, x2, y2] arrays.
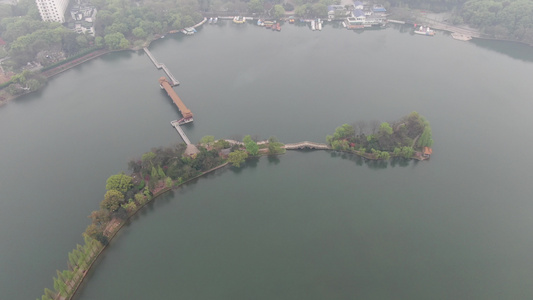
[[36, 0, 70, 22]]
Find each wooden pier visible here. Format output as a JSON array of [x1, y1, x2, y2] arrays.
[[144, 48, 179, 86], [159, 77, 193, 123]]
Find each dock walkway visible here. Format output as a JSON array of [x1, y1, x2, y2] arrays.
[[144, 48, 179, 86], [171, 120, 191, 145]]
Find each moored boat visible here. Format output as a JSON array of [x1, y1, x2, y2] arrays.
[[311, 20, 316, 31], [181, 27, 196, 35], [264, 21, 274, 28], [233, 16, 246, 24], [414, 25, 435, 36]]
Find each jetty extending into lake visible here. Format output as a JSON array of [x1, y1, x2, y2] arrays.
[[145, 48, 179, 86]]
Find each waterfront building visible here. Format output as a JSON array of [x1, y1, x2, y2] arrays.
[[327, 5, 349, 20], [68, 3, 97, 36], [35, 0, 70, 23]]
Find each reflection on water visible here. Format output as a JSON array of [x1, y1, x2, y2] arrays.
[[471, 38, 533, 63]]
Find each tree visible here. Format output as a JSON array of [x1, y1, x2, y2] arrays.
[[273, 4, 286, 19], [333, 124, 355, 140], [400, 146, 414, 158], [379, 122, 393, 135], [151, 166, 159, 180], [157, 166, 166, 179], [105, 173, 133, 194], [228, 150, 248, 167], [165, 177, 173, 188], [213, 139, 230, 150], [248, 0, 264, 13], [26, 78, 42, 91], [417, 126, 434, 148], [268, 136, 283, 154], [104, 32, 126, 50], [142, 151, 156, 168], [88, 209, 110, 226], [243, 135, 259, 156], [134, 192, 147, 205], [132, 27, 147, 39], [100, 190, 124, 212], [200, 135, 215, 146], [331, 139, 349, 150]]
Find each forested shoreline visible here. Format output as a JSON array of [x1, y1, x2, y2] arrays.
[[38, 135, 286, 300], [1, 0, 532, 102]]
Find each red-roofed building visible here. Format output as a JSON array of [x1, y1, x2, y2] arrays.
[[423, 147, 433, 158], [0, 37, 6, 47]]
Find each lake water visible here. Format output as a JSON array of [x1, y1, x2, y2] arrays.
[[1, 22, 533, 299]]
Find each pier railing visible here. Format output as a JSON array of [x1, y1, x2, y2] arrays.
[[144, 48, 179, 86]]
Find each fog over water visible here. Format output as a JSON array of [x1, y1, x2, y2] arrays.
[[1, 23, 533, 299]]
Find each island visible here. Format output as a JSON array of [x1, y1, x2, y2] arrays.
[[40, 108, 434, 299], [326, 111, 433, 160]]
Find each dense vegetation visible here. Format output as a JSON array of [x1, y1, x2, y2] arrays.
[[326, 112, 433, 160], [0, 0, 203, 71], [460, 0, 533, 44], [387, 0, 533, 44], [39, 136, 284, 299]]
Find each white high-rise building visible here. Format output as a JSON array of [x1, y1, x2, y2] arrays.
[[36, 0, 70, 23]]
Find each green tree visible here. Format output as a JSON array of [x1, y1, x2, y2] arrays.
[[151, 166, 159, 180], [331, 139, 349, 150], [417, 126, 434, 148], [157, 165, 166, 179], [100, 190, 124, 212], [400, 146, 414, 158], [333, 124, 355, 140], [200, 135, 215, 146], [273, 4, 286, 19], [379, 122, 393, 135], [165, 177, 173, 188], [268, 136, 283, 154], [248, 0, 264, 13], [228, 150, 248, 167], [105, 173, 133, 193], [134, 192, 147, 205], [142, 151, 156, 168], [104, 32, 126, 50], [132, 27, 147, 39], [243, 135, 259, 156], [213, 139, 230, 150]]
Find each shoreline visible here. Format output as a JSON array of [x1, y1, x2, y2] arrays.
[[68, 161, 229, 300], [65, 140, 427, 299], [1, 17, 530, 107]]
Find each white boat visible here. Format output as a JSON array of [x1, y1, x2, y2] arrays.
[[208, 17, 213, 24], [213, 17, 218, 24], [414, 25, 435, 36], [317, 18, 322, 31], [181, 27, 196, 35], [233, 16, 246, 24], [311, 20, 316, 31]]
